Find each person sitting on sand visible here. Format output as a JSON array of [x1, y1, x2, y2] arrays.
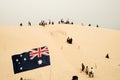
[[89, 67, 94, 78], [67, 37, 70, 43], [67, 37, 73, 44], [105, 53, 109, 59]]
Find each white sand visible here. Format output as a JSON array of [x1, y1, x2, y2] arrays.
[[0, 24, 120, 80]]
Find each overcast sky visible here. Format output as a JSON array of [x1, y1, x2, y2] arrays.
[[0, 0, 120, 29]]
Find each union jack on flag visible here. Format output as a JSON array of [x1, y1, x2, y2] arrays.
[[30, 46, 49, 60], [12, 46, 50, 74]]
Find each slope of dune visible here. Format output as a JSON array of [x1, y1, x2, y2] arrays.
[[0, 24, 120, 80]]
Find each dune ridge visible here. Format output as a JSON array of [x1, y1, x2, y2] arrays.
[[0, 24, 120, 80]]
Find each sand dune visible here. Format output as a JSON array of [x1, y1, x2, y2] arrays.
[[0, 24, 120, 80]]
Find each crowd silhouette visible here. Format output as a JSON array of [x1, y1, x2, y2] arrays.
[[19, 19, 100, 28], [81, 63, 94, 78]]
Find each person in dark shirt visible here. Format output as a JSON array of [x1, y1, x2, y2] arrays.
[[81, 63, 85, 72], [28, 21, 31, 26]]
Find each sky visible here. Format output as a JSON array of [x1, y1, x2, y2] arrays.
[[0, 0, 120, 29]]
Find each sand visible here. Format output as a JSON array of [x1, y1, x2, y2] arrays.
[[0, 24, 120, 80]]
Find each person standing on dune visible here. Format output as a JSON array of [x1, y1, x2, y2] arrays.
[[81, 63, 85, 72], [28, 21, 31, 26], [89, 67, 94, 78], [85, 66, 89, 75]]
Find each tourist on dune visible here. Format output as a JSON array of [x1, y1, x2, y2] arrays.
[[28, 21, 31, 26], [81, 63, 85, 72], [106, 53, 109, 59], [89, 67, 94, 78], [96, 24, 99, 28], [67, 37, 73, 44], [85, 66, 89, 75], [20, 23, 22, 26], [20, 77, 23, 80]]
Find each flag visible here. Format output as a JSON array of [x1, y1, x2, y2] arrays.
[[12, 46, 50, 74]]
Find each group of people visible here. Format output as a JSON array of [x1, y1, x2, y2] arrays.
[[88, 24, 99, 28], [19, 19, 74, 27], [72, 54, 110, 80], [58, 19, 74, 24], [39, 20, 55, 26], [20, 20, 55, 27], [20, 19, 100, 28], [81, 63, 94, 78]]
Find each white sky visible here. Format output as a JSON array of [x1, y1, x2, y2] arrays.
[[0, 0, 120, 29]]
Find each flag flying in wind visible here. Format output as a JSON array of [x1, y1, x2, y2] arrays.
[[12, 46, 50, 74]]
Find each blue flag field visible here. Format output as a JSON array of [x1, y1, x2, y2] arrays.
[[12, 46, 50, 74]]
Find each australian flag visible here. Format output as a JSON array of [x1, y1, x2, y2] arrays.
[[12, 46, 50, 74]]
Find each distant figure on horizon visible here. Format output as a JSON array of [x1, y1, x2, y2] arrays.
[[72, 75, 78, 80], [105, 54, 109, 59], [81, 63, 85, 72], [61, 19, 64, 24], [71, 22, 74, 24], [96, 25, 99, 28], [65, 19, 70, 24], [49, 20, 51, 24], [28, 21, 31, 26], [20, 23, 22, 26], [89, 67, 94, 78], [52, 21, 54, 25], [58, 21, 60, 24], [88, 24, 91, 26], [85, 66, 89, 75], [39, 20, 46, 27]]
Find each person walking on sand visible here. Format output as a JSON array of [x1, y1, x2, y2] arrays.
[[85, 66, 89, 75], [81, 63, 85, 72]]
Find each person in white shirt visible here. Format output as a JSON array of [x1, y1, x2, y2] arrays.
[[89, 67, 94, 78]]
